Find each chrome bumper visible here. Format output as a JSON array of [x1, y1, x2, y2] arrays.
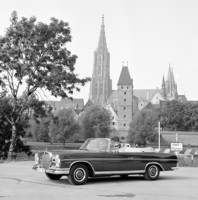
[[33, 165, 70, 175]]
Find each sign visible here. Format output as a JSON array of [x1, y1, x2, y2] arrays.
[[171, 142, 183, 151]]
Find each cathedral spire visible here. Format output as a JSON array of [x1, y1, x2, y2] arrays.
[[161, 75, 167, 99], [102, 14, 104, 25], [89, 16, 112, 104], [171, 67, 175, 83], [167, 64, 172, 82], [162, 75, 165, 86], [165, 63, 178, 100], [98, 15, 107, 50]]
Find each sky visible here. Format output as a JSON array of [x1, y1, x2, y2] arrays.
[[0, 0, 198, 101]]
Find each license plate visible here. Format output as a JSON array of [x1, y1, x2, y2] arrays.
[[37, 168, 45, 173]]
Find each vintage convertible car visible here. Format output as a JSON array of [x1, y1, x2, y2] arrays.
[[33, 138, 178, 185]]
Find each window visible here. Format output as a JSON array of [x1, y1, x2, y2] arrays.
[[124, 123, 126, 127], [124, 99, 126, 102], [124, 115, 126, 118], [112, 122, 115, 125], [123, 107, 126, 110], [124, 91, 126, 95]]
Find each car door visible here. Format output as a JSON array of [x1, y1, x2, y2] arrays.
[[100, 151, 135, 172]]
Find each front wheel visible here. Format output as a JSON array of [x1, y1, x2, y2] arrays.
[[68, 164, 89, 185], [144, 164, 160, 180], [45, 173, 62, 180]]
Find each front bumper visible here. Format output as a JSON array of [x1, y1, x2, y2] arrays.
[[33, 165, 70, 175]]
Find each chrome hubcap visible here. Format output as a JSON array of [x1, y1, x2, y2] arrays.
[[149, 166, 158, 177], [74, 168, 86, 181]]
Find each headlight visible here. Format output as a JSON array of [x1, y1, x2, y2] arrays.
[[52, 155, 61, 168]]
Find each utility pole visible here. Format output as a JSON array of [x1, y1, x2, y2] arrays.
[[158, 121, 161, 150]]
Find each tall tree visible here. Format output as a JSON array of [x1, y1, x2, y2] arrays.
[[56, 108, 79, 146], [0, 97, 31, 159], [160, 100, 184, 131], [80, 105, 111, 139], [0, 11, 89, 158], [128, 109, 158, 146], [161, 100, 198, 131]]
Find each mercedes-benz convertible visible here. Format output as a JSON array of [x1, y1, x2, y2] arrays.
[[33, 138, 178, 185]]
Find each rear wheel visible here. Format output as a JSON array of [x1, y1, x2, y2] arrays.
[[144, 164, 160, 180], [45, 173, 62, 180], [68, 164, 89, 185]]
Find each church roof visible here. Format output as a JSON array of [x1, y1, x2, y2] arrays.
[[133, 89, 156, 100], [47, 98, 84, 110], [117, 66, 132, 85], [177, 95, 187, 102], [81, 99, 94, 112]]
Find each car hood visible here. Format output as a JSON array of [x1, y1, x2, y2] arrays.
[[42, 149, 105, 160]]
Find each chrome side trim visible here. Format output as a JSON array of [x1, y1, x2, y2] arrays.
[[61, 158, 133, 162], [61, 158, 177, 162], [145, 162, 165, 171], [95, 170, 145, 175]]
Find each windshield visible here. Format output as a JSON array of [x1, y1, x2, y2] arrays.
[[80, 138, 109, 151]]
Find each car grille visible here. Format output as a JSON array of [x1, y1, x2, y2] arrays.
[[40, 153, 51, 169]]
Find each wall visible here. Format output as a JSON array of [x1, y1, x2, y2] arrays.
[[161, 131, 198, 146]]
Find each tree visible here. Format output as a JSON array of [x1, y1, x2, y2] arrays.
[[161, 101, 198, 131], [80, 105, 111, 139], [0, 94, 47, 158], [48, 116, 58, 144], [0, 97, 31, 159], [55, 108, 79, 147], [0, 11, 89, 158], [128, 109, 158, 146], [160, 100, 184, 131], [32, 118, 50, 142]]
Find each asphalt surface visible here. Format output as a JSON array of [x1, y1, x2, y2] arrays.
[[0, 161, 198, 200]]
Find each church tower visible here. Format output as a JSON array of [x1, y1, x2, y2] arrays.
[[161, 75, 167, 100], [165, 64, 178, 100], [161, 64, 178, 101], [117, 64, 133, 130], [89, 16, 112, 104]]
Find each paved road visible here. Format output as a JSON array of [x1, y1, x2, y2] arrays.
[[0, 161, 198, 200]]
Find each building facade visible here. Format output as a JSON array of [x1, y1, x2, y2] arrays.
[[117, 66, 133, 130]]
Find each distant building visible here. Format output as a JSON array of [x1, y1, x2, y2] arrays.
[[116, 66, 134, 130], [46, 98, 84, 117], [88, 16, 187, 140]]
